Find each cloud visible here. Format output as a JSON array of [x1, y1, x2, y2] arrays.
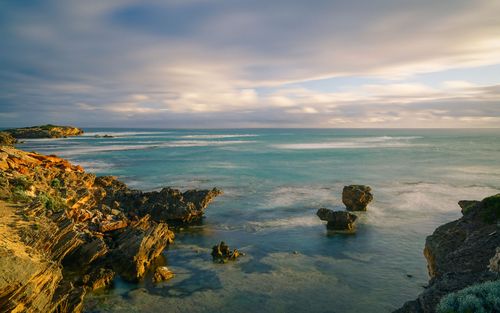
[[0, 0, 499, 127]]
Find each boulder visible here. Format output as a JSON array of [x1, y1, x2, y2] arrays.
[[81, 268, 115, 290], [342, 185, 373, 211], [316, 208, 357, 231], [211, 241, 240, 263], [152, 266, 175, 283]]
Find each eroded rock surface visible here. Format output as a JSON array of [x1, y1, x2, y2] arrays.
[[394, 194, 500, 313], [153, 266, 175, 283], [342, 185, 373, 211], [0, 132, 17, 146], [317, 208, 358, 232]]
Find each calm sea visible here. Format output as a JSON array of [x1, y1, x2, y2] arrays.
[[18, 128, 500, 313]]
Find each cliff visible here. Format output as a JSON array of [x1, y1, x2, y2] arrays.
[[395, 194, 500, 312], [0, 146, 221, 312], [4, 124, 84, 139]]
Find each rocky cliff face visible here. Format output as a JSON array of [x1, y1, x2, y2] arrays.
[[4, 124, 84, 138], [0, 146, 221, 312], [395, 194, 500, 313]]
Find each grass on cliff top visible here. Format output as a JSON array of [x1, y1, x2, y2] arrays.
[[481, 194, 500, 224], [437, 280, 500, 313]]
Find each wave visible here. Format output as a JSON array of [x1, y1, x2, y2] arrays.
[[179, 134, 259, 139], [245, 215, 320, 232], [48, 140, 255, 156], [272, 136, 424, 150], [82, 131, 169, 137]]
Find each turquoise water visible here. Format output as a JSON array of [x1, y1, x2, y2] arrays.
[[18, 129, 500, 313]]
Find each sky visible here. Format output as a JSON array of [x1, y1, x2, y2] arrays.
[[1, 0, 500, 128]]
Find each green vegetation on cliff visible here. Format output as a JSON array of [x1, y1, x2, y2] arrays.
[[437, 280, 500, 313]]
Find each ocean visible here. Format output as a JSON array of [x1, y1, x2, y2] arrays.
[[18, 128, 500, 313]]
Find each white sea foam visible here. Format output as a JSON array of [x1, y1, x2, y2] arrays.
[[49, 140, 255, 156], [179, 134, 258, 139], [245, 215, 320, 231], [73, 160, 113, 173], [273, 136, 424, 150], [82, 131, 168, 137]]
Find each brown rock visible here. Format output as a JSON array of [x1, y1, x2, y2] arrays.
[[99, 219, 128, 232], [342, 185, 373, 211], [316, 208, 357, 232], [152, 266, 174, 283], [211, 241, 240, 263]]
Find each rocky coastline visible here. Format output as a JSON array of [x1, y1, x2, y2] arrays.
[[395, 194, 500, 312], [0, 145, 221, 312]]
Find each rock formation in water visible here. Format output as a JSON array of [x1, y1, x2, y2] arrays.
[[316, 208, 358, 232], [4, 124, 84, 139], [0, 146, 221, 312], [342, 185, 373, 211], [394, 194, 500, 313], [152, 266, 175, 283], [0, 132, 17, 146], [211, 241, 240, 263]]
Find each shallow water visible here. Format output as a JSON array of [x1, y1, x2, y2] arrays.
[[18, 128, 500, 312]]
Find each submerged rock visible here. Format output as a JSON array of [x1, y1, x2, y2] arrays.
[[316, 208, 357, 232], [153, 266, 175, 283], [394, 194, 500, 313], [342, 185, 373, 211], [5, 124, 84, 139], [211, 241, 240, 263]]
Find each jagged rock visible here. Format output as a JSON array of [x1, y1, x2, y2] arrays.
[[0, 131, 17, 146], [81, 268, 115, 290], [4, 124, 84, 139], [65, 237, 108, 266], [316, 208, 357, 232], [458, 200, 480, 215], [211, 241, 240, 263], [342, 185, 373, 211], [96, 179, 222, 223], [110, 215, 174, 282], [394, 194, 500, 313], [152, 266, 174, 283], [99, 219, 128, 232]]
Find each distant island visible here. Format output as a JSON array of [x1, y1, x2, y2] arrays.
[[3, 124, 84, 139]]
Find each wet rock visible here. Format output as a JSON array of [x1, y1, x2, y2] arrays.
[[342, 185, 373, 211], [316, 208, 357, 232], [110, 215, 174, 282], [152, 266, 175, 283], [211, 241, 240, 263], [394, 194, 500, 313]]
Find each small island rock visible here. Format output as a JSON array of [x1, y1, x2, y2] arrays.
[[211, 241, 240, 263], [316, 208, 358, 232], [342, 185, 373, 211], [153, 266, 174, 283]]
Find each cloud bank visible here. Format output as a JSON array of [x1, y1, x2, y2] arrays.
[[1, 0, 499, 128]]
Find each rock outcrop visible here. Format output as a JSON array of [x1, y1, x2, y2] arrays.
[[0, 146, 220, 312], [342, 185, 373, 211], [211, 241, 240, 263], [0, 132, 17, 146], [394, 194, 500, 313], [4, 124, 84, 139], [316, 208, 358, 232], [153, 266, 174, 283]]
